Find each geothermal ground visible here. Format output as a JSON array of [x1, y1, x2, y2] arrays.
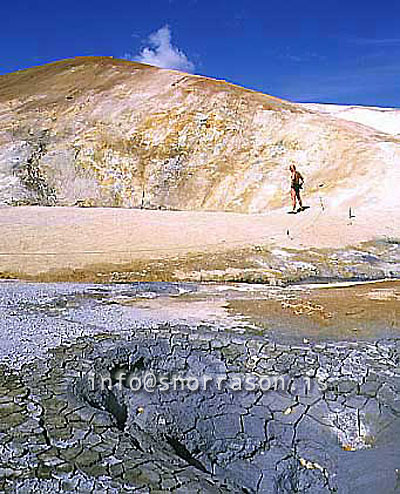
[[1, 148, 400, 494], [0, 281, 399, 493], [0, 203, 400, 282], [1, 57, 400, 493]]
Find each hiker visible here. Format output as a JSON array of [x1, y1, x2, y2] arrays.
[[289, 164, 304, 212]]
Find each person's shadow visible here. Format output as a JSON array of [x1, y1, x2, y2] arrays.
[[287, 206, 310, 214]]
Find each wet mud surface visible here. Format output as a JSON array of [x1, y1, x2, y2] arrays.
[[228, 280, 400, 343], [0, 281, 399, 493]]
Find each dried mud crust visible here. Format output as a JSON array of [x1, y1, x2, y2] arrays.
[[0, 324, 399, 493]]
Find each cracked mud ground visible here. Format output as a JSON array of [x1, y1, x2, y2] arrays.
[[0, 282, 399, 493]]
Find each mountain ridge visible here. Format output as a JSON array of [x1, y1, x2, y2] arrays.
[[0, 56, 399, 214]]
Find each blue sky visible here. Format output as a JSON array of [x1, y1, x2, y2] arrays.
[[2, 0, 400, 106]]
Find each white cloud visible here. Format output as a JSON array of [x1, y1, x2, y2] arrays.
[[134, 25, 195, 73]]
